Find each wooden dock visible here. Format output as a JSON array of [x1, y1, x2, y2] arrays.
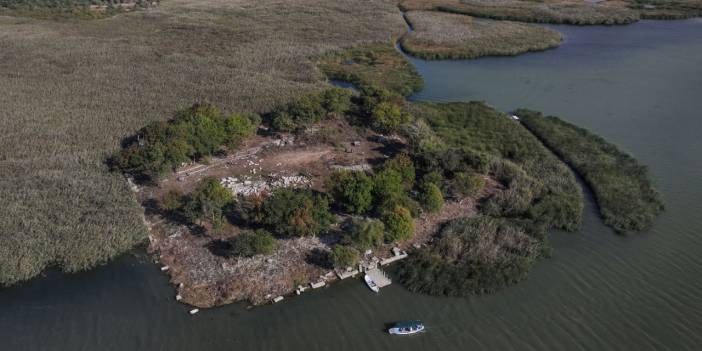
[[365, 268, 391, 288]]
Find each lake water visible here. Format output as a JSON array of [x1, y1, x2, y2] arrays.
[[2, 19, 702, 351]]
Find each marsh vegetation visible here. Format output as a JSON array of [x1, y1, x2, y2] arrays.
[[519, 110, 665, 233], [318, 44, 423, 96], [401, 11, 562, 60], [0, 0, 406, 286]]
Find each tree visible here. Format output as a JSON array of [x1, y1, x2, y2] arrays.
[[327, 170, 374, 214], [370, 101, 413, 133], [348, 218, 385, 250], [111, 103, 257, 181], [183, 177, 234, 225], [383, 153, 415, 189], [382, 206, 414, 243], [223, 113, 259, 149], [259, 189, 332, 237], [320, 88, 353, 116], [420, 183, 444, 213], [229, 230, 277, 257], [330, 245, 360, 269], [372, 168, 406, 213]]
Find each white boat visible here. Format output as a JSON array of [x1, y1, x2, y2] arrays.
[[364, 274, 379, 293], [388, 320, 425, 335]]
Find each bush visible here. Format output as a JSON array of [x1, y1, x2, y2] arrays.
[[182, 177, 234, 227], [228, 230, 277, 257], [258, 189, 332, 237], [358, 86, 413, 133], [410, 101, 583, 231], [320, 87, 353, 116], [330, 245, 360, 269], [327, 170, 374, 214], [382, 153, 415, 189], [420, 183, 444, 213], [160, 189, 184, 212], [372, 168, 406, 213], [370, 102, 413, 133], [449, 172, 485, 197], [382, 206, 414, 243], [112, 104, 258, 181], [347, 218, 385, 250], [396, 216, 541, 296], [269, 88, 353, 133]]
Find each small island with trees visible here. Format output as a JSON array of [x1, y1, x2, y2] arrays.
[[109, 43, 664, 305]]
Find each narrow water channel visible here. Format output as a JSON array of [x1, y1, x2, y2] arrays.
[[1, 19, 701, 351]]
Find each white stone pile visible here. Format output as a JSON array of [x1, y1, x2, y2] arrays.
[[221, 174, 311, 196]]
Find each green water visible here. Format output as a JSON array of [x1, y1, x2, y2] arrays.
[[1, 19, 701, 351]]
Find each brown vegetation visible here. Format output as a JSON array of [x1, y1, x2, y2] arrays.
[[401, 0, 701, 24], [318, 43, 423, 96], [0, 0, 406, 286], [401, 10, 562, 60], [401, 0, 641, 24]]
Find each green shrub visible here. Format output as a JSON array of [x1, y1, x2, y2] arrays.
[[450, 172, 486, 197], [409, 102, 583, 231], [160, 190, 184, 212], [330, 245, 360, 269], [269, 88, 353, 133], [382, 206, 414, 243], [420, 183, 444, 213], [320, 87, 353, 116], [347, 218, 385, 250], [372, 168, 406, 213], [382, 153, 415, 189], [327, 170, 374, 214], [356, 85, 414, 133], [259, 189, 332, 237], [227, 230, 277, 257], [370, 101, 413, 133], [112, 104, 258, 181], [396, 216, 541, 296], [182, 177, 234, 226]]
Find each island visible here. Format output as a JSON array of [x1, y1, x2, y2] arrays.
[[0, 0, 675, 303]]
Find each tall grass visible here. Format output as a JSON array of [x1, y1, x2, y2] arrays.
[[400, 10, 562, 60], [318, 43, 423, 96], [401, 0, 642, 25], [0, 0, 407, 286], [410, 102, 583, 231], [519, 109, 664, 233]]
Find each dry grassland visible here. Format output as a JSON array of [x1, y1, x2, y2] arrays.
[[401, 10, 562, 60], [0, 0, 406, 285], [401, 0, 641, 24]]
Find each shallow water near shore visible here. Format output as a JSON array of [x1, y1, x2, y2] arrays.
[[2, 19, 702, 351]]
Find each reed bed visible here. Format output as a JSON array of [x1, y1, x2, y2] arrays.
[[401, 10, 562, 60], [0, 0, 405, 285], [401, 0, 642, 25]]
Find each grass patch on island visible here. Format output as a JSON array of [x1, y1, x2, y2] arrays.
[[396, 216, 542, 296], [519, 109, 664, 234], [400, 10, 562, 60], [410, 101, 583, 232], [394, 101, 585, 297], [318, 43, 423, 96]]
